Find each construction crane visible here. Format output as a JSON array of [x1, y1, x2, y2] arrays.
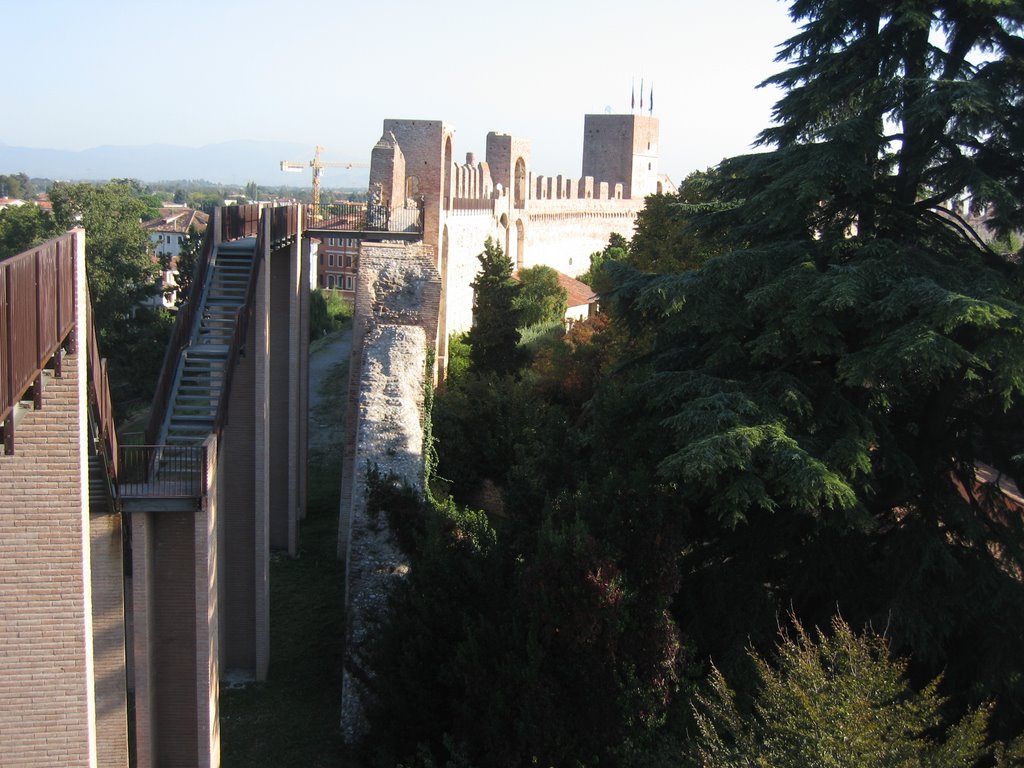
[[279, 145, 368, 209]]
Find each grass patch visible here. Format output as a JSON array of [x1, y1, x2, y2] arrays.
[[219, 464, 355, 767], [220, 331, 357, 767], [310, 324, 350, 356], [314, 360, 349, 426]]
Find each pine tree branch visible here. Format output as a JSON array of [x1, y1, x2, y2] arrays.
[[922, 206, 1013, 272]]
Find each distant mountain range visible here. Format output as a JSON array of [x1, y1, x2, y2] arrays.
[[0, 139, 371, 188]]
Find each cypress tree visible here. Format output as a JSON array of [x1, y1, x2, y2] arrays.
[[467, 237, 523, 375]]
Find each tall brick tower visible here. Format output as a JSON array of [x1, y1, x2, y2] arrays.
[[581, 114, 660, 200]]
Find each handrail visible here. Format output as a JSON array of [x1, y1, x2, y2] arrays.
[[222, 203, 261, 241], [214, 204, 299, 434], [86, 288, 119, 477], [144, 210, 218, 446], [303, 199, 423, 234], [213, 212, 268, 435], [119, 444, 205, 498], [145, 203, 300, 452], [269, 205, 300, 245], [1, 232, 77, 454]]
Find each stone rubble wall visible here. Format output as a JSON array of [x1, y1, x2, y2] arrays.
[[339, 243, 440, 742]]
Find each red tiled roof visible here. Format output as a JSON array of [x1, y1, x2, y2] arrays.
[[555, 271, 597, 308], [513, 268, 597, 309], [143, 208, 209, 234]]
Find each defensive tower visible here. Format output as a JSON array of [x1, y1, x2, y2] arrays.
[[582, 114, 660, 199]]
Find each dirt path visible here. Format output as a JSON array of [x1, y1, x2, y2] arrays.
[[308, 327, 353, 453]]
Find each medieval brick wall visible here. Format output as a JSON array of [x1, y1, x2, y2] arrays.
[[0, 359, 97, 767]]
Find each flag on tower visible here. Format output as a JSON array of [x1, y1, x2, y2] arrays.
[[640, 78, 644, 111], [631, 80, 635, 112], [649, 84, 654, 114]]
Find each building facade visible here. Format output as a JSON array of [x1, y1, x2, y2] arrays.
[[316, 234, 359, 297]]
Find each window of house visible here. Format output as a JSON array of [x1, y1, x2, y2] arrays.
[[327, 275, 335, 288], [328, 254, 334, 266], [344, 255, 353, 268], [344, 276, 354, 291]]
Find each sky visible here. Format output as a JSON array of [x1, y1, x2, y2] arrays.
[[2, 0, 799, 185]]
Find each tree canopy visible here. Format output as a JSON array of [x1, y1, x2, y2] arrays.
[[467, 237, 522, 375], [50, 180, 170, 410], [360, 2, 1024, 764], [514, 264, 568, 327], [0, 203, 58, 260], [609, 0, 1024, 723], [693, 616, 993, 767]]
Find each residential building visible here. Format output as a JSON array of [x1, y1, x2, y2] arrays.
[[316, 234, 359, 297]]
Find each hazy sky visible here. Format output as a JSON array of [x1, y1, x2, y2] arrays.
[[2, 0, 798, 184]]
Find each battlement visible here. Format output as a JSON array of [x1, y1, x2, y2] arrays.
[[370, 113, 671, 216]]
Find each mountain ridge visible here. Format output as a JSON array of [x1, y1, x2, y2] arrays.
[[0, 139, 372, 188]]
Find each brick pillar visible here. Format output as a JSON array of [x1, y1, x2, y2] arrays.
[[0, 231, 98, 766], [131, 511, 156, 768], [90, 510, 129, 768], [253, 219, 271, 681]]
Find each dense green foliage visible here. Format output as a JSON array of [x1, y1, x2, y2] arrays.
[[693, 617, 992, 767], [359, 1, 1024, 765], [514, 264, 568, 326], [579, 233, 628, 291], [466, 238, 522, 375], [309, 288, 353, 340], [173, 226, 204, 307], [627, 171, 730, 274], [50, 180, 170, 409], [605, 0, 1024, 722], [0, 202, 58, 260], [0, 172, 37, 201]]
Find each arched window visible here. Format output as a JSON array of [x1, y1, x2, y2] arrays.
[[514, 157, 527, 209]]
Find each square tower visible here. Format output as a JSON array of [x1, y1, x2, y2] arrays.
[[581, 114, 660, 200], [485, 132, 531, 208]]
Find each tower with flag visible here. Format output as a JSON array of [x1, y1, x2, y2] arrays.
[[630, 77, 655, 115]]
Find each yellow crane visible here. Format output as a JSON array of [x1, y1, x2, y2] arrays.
[[279, 145, 368, 209]]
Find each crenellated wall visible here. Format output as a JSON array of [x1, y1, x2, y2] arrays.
[[368, 114, 671, 342]]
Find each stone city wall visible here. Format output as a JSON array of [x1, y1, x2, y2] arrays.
[[339, 243, 440, 741], [437, 201, 639, 335]]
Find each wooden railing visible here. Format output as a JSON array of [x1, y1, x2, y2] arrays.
[[86, 291, 119, 477], [1, 232, 77, 454], [222, 203, 261, 241], [269, 204, 300, 246]]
